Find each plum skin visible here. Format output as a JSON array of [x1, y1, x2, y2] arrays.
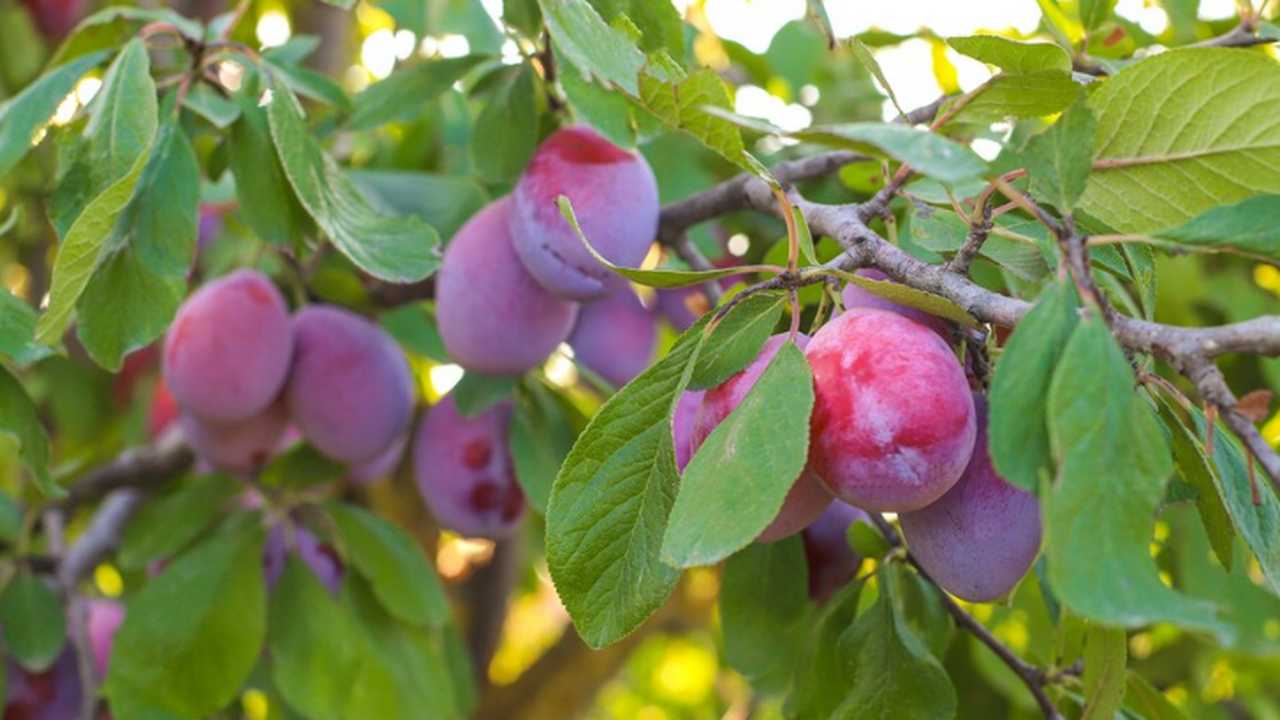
[[162, 270, 293, 423], [567, 288, 657, 388], [3, 647, 83, 720], [263, 525, 344, 595], [900, 395, 1042, 603], [179, 399, 290, 475], [437, 197, 579, 375], [413, 394, 527, 540], [692, 334, 833, 542], [286, 305, 415, 464], [806, 308, 976, 513], [672, 390, 705, 471], [802, 502, 871, 603], [85, 600, 125, 678], [511, 126, 660, 301]]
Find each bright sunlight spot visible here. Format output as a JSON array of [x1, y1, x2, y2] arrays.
[[255, 10, 291, 49], [74, 76, 101, 105], [704, 0, 805, 52], [94, 564, 123, 598], [439, 34, 472, 59], [362, 28, 398, 79], [734, 85, 813, 132], [544, 346, 580, 388], [241, 690, 270, 720], [429, 364, 465, 396], [727, 233, 750, 257]]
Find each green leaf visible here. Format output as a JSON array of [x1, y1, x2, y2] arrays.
[[545, 313, 710, 649], [264, 59, 351, 110], [452, 372, 518, 418], [320, 0, 356, 8], [689, 293, 786, 390], [719, 536, 810, 679], [0, 290, 52, 363], [1081, 49, 1280, 234], [1124, 671, 1192, 720], [351, 170, 488, 242], [380, 303, 448, 363], [1153, 194, 1280, 263], [797, 123, 989, 184], [0, 50, 108, 180], [1045, 317, 1218, 630], [586, 0, 684, 56], [0, 492, 21, 544], [106, 514, 267, 718], [794, 206, 818, 267], [0, 365, 57, 496], [1080, 0, 1119, 30], [504, 0, 543, 35], [789, 580, 864, 719], [49, 7, 201, 66], [558, 53, 638, 148], [0, 573, 66, 672], [989, 283, 1080, 492], [77, 118, 198, 371], [848, 38, 905, 119], [182, 83, 241, 129], [805, 0, 835, 46], [39, 39, 158, 344], [955, 69, 1080, 124], [269, 557, 357, 720], [348, 56, 487, 130], [472, 65, 539, 184], [1022, 99, 1097, 212], [661, 342, 814, 567], [341, 575, 467, 720], [267, 85, 441, 283], [1190, 408, 1280, 597], [259, 444, 347, 490], [834, 565, 956, 720], [119, 474, 242, 570], [947, 35, 1072, 73], [556, 194, 752, 288], [229, 93, 309, 248], [826, 267, 979, 328], [1156, 398, 1233, 570], [509, 379, 577, 514], [638, 67, 770, 179], [324, 503, 450, 628], [539, 0, 645, 96], [49, 39, 157, 239], [1081, 623, 1126, 720]]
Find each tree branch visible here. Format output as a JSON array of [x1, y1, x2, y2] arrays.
[[53, 431, 192, 513]]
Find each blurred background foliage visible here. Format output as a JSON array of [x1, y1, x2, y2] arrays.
[[2, 0, 1280, 717]]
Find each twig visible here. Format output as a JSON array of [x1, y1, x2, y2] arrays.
[[870, 515, 1064, 720], [59, 490, 150, 587], [53, 432, 192, 513], [945, 202, 993, 276], [1192, 21, 1274, 47]]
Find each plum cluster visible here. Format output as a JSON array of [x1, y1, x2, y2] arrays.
[[161, 270, 413, 476], [679, 270, 1042, 603], [436, 126, 662, 385]]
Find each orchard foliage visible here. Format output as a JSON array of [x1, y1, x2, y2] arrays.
[[2, 0, 1280, 718]]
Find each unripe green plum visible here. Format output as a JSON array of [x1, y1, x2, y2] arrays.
[[900, 396, 1042, 603], [286, 305, 415, 464], [692, 334, 833, 542], [806, 309, 975, 512], [437, 198, 579, 375], [162, 270, 293, 423], [511, 127, 659, 301], [567, 288, 657, 388], [413, 394, 526, 540]]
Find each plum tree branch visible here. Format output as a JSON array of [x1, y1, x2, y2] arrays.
[[52, 431, 193, 513], [657, 155, 1280, 492]]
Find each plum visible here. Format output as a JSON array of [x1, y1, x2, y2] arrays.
[[511, 126, 660, 301], [437, 197, 579, 375], [900, 396, 1042, 603], [567, 288, 657, 388], [179, 399, 290, 475], [672, 390, 705, 471], [806, 309, 975, 513], [802, 502, 871, 603], [85, 600, 125, 678], [162, 270, 293, 423], [148, 380, 179, 440], [841, 268, 950, 340], [348, 433, 407, 485], [692, 334, 832, 542], [413, 394, 526, 540], [656, 286, 708, 333], [3, 648, 82, 720], [18, 0, 85, 38], [286, 305, 415, 464], [263, 525, 344, 595]]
